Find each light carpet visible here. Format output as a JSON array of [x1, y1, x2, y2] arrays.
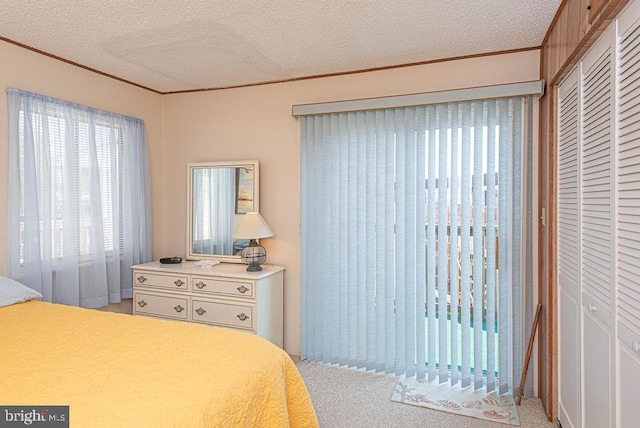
[[392, 376, 519, 425], [295, 359, 554, 428]]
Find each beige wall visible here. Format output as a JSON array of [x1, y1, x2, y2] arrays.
[[160, 49, 541, 354], [0, 40, 163, 276]]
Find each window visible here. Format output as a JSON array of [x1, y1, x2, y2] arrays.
[[16, 110, 124, 264], [7, 89, 151, 307]]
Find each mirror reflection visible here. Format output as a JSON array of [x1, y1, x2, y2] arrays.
[[188, 161, 258, 261]]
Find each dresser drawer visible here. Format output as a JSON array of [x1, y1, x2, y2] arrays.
[[134, 292, 189, 320], [191, 277, 254, 298], [134, 271, 188, 291], [191, 299, 254, 330]]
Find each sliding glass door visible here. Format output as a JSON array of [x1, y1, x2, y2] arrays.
[[300, 95, 535, 394]]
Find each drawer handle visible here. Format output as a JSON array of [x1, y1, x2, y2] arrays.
[[137, 275, 147, 283], [137, 300, 148, 307], [174, 305, 185, 313], [237, 313, 250, 321], [237, 285, 249, 294], [195, 281, 207, 289], [632, 341, 640, 353], [195, 308, 207, 316], [174, 279, 185, 287], [587, 303, 597, 312]]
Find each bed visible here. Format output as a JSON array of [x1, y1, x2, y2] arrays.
[[0, 280, 318, 427]]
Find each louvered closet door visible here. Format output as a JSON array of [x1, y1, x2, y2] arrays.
[[616, 2, 640, 426], [557, 67, 581, 428], [580, 26, 615, 428]]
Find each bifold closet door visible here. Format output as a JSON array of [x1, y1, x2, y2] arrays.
[[557, 24, 616, 428], [579, 25, 615, 428], [558, 1, 640, 426], [616, 2, 640, 426], [557, 67, 581, 428]]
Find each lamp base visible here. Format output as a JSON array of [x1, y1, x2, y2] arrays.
[[245, 263, 262, 272]]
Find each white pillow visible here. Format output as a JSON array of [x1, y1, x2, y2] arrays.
[[0, 276, 42, 307]]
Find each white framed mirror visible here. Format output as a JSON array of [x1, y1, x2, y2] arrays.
[[187, 160, 259, 263]]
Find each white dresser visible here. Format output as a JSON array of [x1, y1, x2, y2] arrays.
[[132, 261, 284, 348]]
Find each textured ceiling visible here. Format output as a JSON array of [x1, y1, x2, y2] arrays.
[[0, 0, 561, 93]]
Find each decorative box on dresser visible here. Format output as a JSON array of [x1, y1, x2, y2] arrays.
[[132, 261, 284, 348]]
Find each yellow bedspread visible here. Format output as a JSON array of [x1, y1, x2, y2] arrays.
[[0, 301, 318, 427]]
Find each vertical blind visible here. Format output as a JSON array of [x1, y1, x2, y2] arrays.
[[301, 96, 534, 393]]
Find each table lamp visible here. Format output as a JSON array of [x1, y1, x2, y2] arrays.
[[232, 212, 274, 271]]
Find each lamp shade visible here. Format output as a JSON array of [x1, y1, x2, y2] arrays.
[[232, 212, 274, 240]]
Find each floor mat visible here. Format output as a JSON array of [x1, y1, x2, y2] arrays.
[[391, 375, 520, 426]]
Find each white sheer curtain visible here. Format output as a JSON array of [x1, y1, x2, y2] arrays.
[[191, 168, 235, 255], [300, 96, 534, 394], [6, 88, 152, 308]]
